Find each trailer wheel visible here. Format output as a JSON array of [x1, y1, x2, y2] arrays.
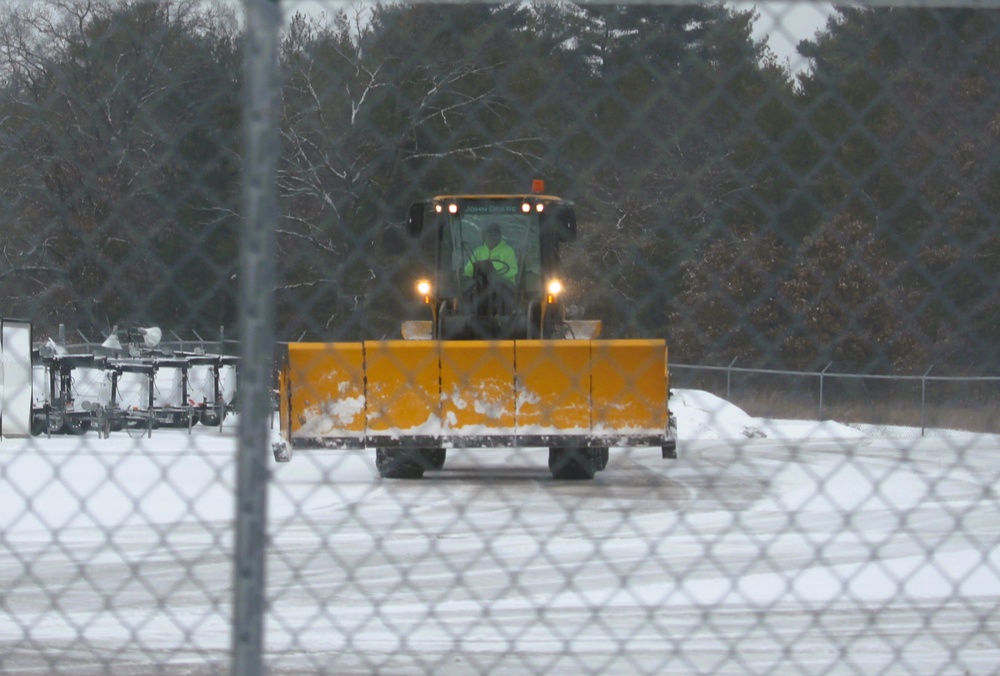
[[31, 416, 47, 436], [593, 447, 609, 471], [548, 447, 596, 480], [422, 448, 446, 471], [199, 410, 222, 427], [62, 418, 90, 435], [125, 418, 156, 437], [376, 449, 425, 479], [163, 412, 185, 428]]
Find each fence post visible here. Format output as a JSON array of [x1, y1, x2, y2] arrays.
[[921, 365, 933, 437], [819, 362, 832, 420], [233, 0, 282, 674], [727, 357, 737, 400]]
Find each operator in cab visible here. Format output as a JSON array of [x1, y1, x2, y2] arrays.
[[463, 222, 518, 283]]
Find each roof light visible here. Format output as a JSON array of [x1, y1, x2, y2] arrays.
[[521, 202, 531, 213], [536, 203, 545, 213], [532, 179, 545, 193], [435, 204, 443, 213], [448, 203, 458, 214]]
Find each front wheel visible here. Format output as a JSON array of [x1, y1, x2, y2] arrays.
[[548, 447, 596, 480]]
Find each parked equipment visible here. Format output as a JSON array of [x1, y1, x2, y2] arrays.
[[29, 332, 238, 437], [34, 354, 100, 435], [276, 184, 677, 479]]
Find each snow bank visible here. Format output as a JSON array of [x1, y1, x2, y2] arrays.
[[672, 389, 865, 441]]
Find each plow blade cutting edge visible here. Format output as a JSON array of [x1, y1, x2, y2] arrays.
[[278, 339, 675, 456]]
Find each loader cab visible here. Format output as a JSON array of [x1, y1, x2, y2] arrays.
[[407, 193, 577, 339]]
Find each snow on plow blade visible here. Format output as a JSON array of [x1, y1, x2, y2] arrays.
[[279, 339, 673, 453]]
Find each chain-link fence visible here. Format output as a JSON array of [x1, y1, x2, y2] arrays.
[[673, 363, 1000, 437], [2, 0, 1000, 673]]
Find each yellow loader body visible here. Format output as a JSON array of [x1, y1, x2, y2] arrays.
[[279, 339, 674, 454]]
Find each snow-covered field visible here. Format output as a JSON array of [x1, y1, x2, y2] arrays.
[[2, 390, 999, 674]]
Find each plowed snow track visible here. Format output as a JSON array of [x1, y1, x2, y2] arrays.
[[3, 423, 999, 673]]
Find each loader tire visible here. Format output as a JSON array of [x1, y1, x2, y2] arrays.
[[593, 447, 609, 471], [548, 447, 596, 480], [376, 448, 425, 479], [423, 448, 446, 471]]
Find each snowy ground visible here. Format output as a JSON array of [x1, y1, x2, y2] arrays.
[[2, 390, 999, 674]]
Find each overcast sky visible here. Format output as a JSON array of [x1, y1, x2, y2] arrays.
[[739, 1, 834, 68]]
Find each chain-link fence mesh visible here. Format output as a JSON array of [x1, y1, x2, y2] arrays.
[[2, 0, 1000, 673]]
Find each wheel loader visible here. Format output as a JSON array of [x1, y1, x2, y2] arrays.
[[275, 183, 677, 479]]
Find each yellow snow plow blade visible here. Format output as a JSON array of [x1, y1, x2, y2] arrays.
[[279, 339, 674, 452]]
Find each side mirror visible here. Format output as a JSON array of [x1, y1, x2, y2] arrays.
[[557, 205, 577, 243], [407, 203, 425, 238]]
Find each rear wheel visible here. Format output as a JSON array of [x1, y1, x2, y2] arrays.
[[548, 447, 596, 480], [593, 447, 609, 471], [423, 448, 446, 470], [376, 448, 426, 479]]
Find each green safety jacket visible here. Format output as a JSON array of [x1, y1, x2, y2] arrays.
[[463, 241, 518, 282]]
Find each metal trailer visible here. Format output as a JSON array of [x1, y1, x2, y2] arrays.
[[32, 353, 103, 436], [25, 335, 241, 437], [148, 357, 196, 429], [105, 359, 157, 434], [185, 354, 239, 426]]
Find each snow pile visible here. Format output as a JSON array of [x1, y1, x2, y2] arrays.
[[672, 388, 865, 441], [672, 389, 761, 440]]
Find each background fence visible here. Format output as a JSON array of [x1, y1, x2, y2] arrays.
[[2, 0, 1000, 673], [672, 363, 1000, 437]]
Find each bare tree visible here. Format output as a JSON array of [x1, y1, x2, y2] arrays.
[[0, 0, 241, 333], [274, 4, 542, 338]]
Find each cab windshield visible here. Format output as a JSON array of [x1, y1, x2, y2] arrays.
[[438, 202, 541, 297]]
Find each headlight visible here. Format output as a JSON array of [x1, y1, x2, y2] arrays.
[[416, 279, 432, 296], [546, 279, 563, 304]]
